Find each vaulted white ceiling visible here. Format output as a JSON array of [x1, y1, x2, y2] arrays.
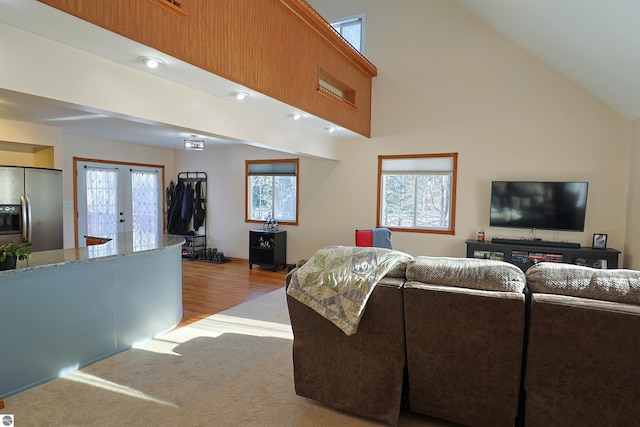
[[1, 0, 638, 150], [454, 0, 640, 121]]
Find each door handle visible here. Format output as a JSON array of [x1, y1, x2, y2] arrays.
[[20, 195, 32, 241], [20, 195, 27, 240], [26, 195, 32, 241]]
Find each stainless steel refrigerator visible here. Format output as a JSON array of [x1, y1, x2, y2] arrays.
[[0, 166, 63, 251]]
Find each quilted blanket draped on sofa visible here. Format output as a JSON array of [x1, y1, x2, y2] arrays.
[[286, 245, 412, 335]]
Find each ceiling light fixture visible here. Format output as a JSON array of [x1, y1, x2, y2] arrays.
[[184, 136, 205, 151], [326, 127, 337, 133], [231, 91, 250, 101], [290, 113, 304, 121], [138, 56, 165, 69]]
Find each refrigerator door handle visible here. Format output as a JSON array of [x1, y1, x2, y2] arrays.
[[20, 195, 28, 240], [25, 195, 32, 242]]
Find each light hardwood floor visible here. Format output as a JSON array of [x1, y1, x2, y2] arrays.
[[177, 257, 288, 328]]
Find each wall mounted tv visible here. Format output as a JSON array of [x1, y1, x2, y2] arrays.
[[490, 181, 588, 232]]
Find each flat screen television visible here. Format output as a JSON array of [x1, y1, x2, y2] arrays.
[[490, 181, 588, 232]]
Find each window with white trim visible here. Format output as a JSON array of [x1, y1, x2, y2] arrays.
[[246, 159, 299, 225], [378, 154, 457, 234], [331, 15, 364, 53]]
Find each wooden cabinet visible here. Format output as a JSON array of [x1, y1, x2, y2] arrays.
[[465, 239, 620, 272], [249, 230, 287, 271]]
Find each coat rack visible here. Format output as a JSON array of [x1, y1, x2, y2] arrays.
[[167, 171, 207, 241], [177, 171, 207, 183]]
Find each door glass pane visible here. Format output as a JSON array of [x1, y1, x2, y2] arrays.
[[131, 170, 159, 246], [86, 167, 118, 236]]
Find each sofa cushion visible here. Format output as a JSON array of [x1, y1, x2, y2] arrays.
[[526, 262, 640, 306], [406, 256, 526, 293]]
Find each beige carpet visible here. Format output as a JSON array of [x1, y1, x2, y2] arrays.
[[3, 288, 456, 427]]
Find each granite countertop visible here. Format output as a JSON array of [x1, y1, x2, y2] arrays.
[[1, 232, 185, 276]]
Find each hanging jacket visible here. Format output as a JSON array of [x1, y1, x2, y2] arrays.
[[167, 181, 184, 233], [181, 181, 194, 224], [193, 180, 206, 231]]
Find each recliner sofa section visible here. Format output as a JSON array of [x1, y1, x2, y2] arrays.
[[403, 257, 527, 427], [285, 260, 409, 426]]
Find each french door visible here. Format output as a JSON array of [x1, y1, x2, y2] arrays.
[[76, 160, 163, 247]]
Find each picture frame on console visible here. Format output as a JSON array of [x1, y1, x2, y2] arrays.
[[592, 233, 607, 249]]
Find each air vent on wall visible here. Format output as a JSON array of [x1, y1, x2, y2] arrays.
[[148, 0, 186, 17], [318, 68, 356, 110]]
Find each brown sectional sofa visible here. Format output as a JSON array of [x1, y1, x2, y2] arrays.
[[285, 253, 640, 427]]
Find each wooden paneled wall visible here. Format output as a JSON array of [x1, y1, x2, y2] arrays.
[[37, 0, 377, 137]]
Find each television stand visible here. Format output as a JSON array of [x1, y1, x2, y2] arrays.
[[466, 239, 620, 272], [491, 238, 581, 249]]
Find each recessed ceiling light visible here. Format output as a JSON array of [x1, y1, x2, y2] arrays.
[[231, 91, 250, 101], [138, 56, 165, 69], [325, 127, 337, 133], [290, 113, 304, 121]]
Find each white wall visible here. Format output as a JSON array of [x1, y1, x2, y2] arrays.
[[0, 119, 63, 169], [625, 118, 640, 268]]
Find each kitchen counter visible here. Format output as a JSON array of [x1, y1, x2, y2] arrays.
[[1, 232, 185, 276], [0, 232, 185, 398]]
